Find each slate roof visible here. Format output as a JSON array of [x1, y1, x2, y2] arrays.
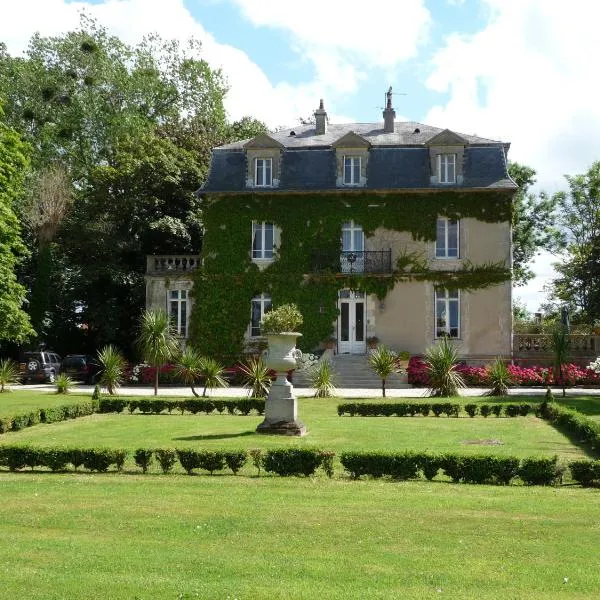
[[201, 120, 517, 193]]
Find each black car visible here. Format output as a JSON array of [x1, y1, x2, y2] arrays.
[[19, 351, 62, 383], [60, 355, 103, 384]]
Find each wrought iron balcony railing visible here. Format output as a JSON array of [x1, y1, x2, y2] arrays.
[[311, 250, 392, 274]]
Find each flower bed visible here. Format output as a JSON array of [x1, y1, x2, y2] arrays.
[[407, 357, 600, 387]]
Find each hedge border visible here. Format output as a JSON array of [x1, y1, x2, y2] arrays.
[[337, 402, 536, 418]]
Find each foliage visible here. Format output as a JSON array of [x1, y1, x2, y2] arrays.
[[239, 356, 271, 399], [309, 359, 337, 398], [191, 190, 512, 358], [248, 448, 264, 476], [261, 303, 303, 334], [55, 373, 73, 394], [134, 448, 154, 474], [423, 337, 465, 397], [173, 347, 203, 397], [568, 460, 600, 487], [368, 345, 399, 398], [198, 356, 228, 397], [96, 397, 265, 416], [550, 325, 571, 397], [337, 402, 461, 417], [98, 345, 127, 395], [518, 456, 562, 486], [0, 359, 20, 392], [136, 309, 180, 396], [485, 358, 514, 396], [262, 448, 328, 477], [154, 448, 177, 474]]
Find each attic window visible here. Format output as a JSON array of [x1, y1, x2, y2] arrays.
[[438, 153, 456, 184], [255, 158, 272, 187], [289, 130, 296, 136], [413, 128, 420, 134]]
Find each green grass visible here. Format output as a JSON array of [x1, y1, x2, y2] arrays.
[[0, 474, 598, 599], [0, 390, 90, 416], [0, 397, 592, 465]]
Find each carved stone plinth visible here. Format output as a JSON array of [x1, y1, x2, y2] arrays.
[[256, 376, 307, 436]]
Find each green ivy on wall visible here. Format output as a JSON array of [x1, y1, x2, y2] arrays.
[[190, 190, 512, 359]]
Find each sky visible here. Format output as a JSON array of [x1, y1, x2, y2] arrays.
[[1, 0, 599, 313]]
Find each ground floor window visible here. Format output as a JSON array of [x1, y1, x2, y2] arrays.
[[168, 289, 188, 337], [435, 288, 459, 338], [250, 293, 272, 337]]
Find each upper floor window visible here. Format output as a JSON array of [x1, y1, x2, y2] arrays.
[[250, 293, 272, 337], [343, 156, 361, 185], [252, 221, 274, 260], [255, 158, 272, 187], [436, 217, 459, 258], [169, 289, 188, 337], [341, 220, 364, 273], [438, 153, 456, 184], [435, 288, 460, 339]]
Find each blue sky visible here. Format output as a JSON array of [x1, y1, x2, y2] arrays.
[[2, 0, 600, 312]]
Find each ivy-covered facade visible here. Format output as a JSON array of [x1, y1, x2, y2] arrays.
[[150, 95, 517, 362]]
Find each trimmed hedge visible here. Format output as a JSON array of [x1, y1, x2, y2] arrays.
[[539, 402, 600, 450], [339, 451, 562, 485], [568, 459, 600, 487], [100, 398, 265, 416], [337, 402, 537, 418]]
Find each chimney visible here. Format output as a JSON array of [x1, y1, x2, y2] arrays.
[[314, 98, 328, 135], [382, 86, 396, 133]]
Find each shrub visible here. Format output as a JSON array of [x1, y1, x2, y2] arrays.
[[114, 450, 128, 472], [569, 460, 600, 487], [263, 448, 324, 477], [0, 358, 20, 392], [431, 404, 445, 417], [11, 414, 30, 431], [464, 404, 478, 418], [98, 398, 128, 413], [260, 303, 303, 334], [92, 384, 101, 400], [505, 404, 521, 418], [198, 357, 229, 398], [3, 446, 34, 471], [83, 449, 118, 472], [176, 449, 201, 475], [224, 450, 247, 475], [27, 410, 41, 427], [197, 450, 226, 475], [419, 453, 442, 480], [479, 404, 492, 418], [67, 448, 85, 470], [319, 451, 336, 478], [0, 416, 12, 433], [44, 449, 71, 472], [310, 359, 337, 398], [519, 456, 561, 485], [491, 405, 503, 418], [41, 405, 66, 423], [155, 449, 177, 474], [134, 448, 154, 473], [248, 448, 264, 476], [485, 358, 514, 396], [424, 337, 465, 397], [55, 373, 74, 394], [389, 452, 420, 480], [174, 347, 204, 397], [441, 403, 461, 417], [239, 356, 271, 399], [340, 452, 392, 479], [541, 403, 600, 447], [368, 345, 399, 398], [98, 345, 127, 395]]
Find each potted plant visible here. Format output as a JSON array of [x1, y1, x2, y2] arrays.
[[396, 350, 410, 370], [323, 336, 337, 350], [367, 336, 379, 349]]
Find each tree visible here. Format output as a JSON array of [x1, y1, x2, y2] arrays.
[[0, 108, 35, 344], [368, 345, 399, 398], [174, 347, 203, 397], [136, 309, 180, 396], [509, 162, 560, 286]]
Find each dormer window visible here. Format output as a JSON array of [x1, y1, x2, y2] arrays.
[[438, 154, 456, 184], [343, 156, 361, 185], [255, 158, 272, 187]]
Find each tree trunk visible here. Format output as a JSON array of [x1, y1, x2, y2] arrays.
[[382, 378, 386, 398], [154, 368, 159, 397], [191, 385, 199, 397]]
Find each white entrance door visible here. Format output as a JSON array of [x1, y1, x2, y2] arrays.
[[338, 290, 366, 354]]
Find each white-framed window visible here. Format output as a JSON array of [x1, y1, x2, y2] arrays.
[[252, 221, 274, 259], [255, 158, 272, 187], [438, 153, 456, 184], [341, 220, 364, 273], [435, 288, 460, 338], [168, 289, 188, 337], [436, 217, 459, 258], [250, 293, 272, 337], [343, 156, 361, 185]]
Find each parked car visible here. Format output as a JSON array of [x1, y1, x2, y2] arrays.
[[19, 351, 62, 384], [60, 354, 102, 384]]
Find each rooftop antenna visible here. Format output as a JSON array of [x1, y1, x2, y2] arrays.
[[375, 87, 407, 110]]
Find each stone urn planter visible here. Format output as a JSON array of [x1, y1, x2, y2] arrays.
[[256, 332, 306, 436]]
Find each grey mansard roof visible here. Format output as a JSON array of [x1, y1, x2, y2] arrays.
[[202, 121, 517, 193]]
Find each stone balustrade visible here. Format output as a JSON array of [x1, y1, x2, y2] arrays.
[[513, 334, 600, 360], [146, 255, 200, 274]]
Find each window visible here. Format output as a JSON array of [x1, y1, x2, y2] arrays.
[[343, 156, 361, 185], [341, 220, 364, 273], [252, 221, 274, 259], [435, 288, 459, 338], [436, 217, 459, 258], [438, 153, 456, 184], [250, 293, 272, 337], [255, 158, 272, 187], [169, 289, 188, 337]]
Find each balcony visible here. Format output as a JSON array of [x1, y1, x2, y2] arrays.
[[513, 334, 600, 363], [146, 255, 200, 275], [311, 250, 392, 274]]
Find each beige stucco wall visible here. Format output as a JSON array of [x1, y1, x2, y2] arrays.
[[145, 274, 195, 338]]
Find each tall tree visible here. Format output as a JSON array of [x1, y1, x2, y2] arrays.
[[0, 107, 35, 344]]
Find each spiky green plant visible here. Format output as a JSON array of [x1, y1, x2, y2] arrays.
[[424, 337, 465, 397], [551, 324, 571, 397], [55, 373, 73, 394], [98, 345, 127, 395], [239, 356, 271, 399], [0, 359, 20, 392], [485, 357, 514, 396], [174, 347, 204, 397], [136, 309, 180, 396], [309, 359, 337, 398], [368, 345, 399, 398], [198, 356, 228, 397]]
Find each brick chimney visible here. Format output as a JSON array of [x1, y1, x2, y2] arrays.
[[382, 86, 395, 133], [314, 98, 328, 135]]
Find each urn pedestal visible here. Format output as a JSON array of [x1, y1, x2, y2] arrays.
[[256, 332, 307, 436]]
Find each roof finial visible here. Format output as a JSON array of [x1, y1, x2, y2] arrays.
[[386, 86, 393, 109]]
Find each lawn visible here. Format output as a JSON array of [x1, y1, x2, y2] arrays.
[[0, 474, 598, 599], [0, 390, 91, 416]]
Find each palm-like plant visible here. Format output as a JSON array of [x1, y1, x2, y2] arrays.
[[309, 359, 337, 398], [198, 356, 228, 397], [136, 309, 180, 396], [551, 324, 571, 397], [0, 359, 20, 392], [174, 347, 204, 397], [55, 373, 73, 394], [424, 337, 465, 397], [239, 356, 271, 399], [368, 345, 399, 398], [98, 345, 127, 395], [485, 357, 514, 396]]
